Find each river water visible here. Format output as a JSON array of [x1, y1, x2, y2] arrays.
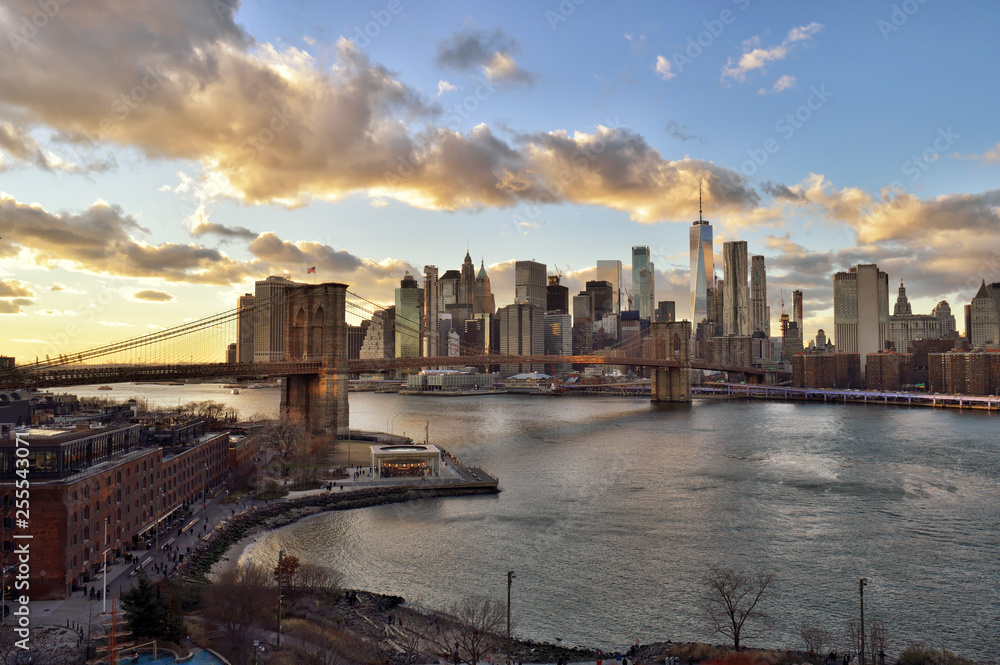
[[70, 384, 999, 659]]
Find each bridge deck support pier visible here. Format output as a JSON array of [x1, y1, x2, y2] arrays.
[[281, 283, 349, 437], [646, 321, 692, 402]]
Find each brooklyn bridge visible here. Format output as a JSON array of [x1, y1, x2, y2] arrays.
[[1, 283, 767, 433]]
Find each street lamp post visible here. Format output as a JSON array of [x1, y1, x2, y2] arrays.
[[507, 571, 515, 665], [202, 462, 208, 514], [155, 487, 163, 552], [859, 578, 868, 665], [102, 518, 111, 613], [277, 550, 285, 650]]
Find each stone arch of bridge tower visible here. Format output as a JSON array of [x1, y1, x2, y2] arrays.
[[292, 306, 307, 360], [310, 305, 325, 359]]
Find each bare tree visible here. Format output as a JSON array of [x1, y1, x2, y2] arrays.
[[205, 563, 274, 665], [867, 619, 889, 665], [388, 612, 435, 665], [701, 566, 777, 651], [31, 627, 82, 665], [259, 420, 310, 476], [295, 563, 344, 599], [431, 597, 506, 665], [846, 618, 862, 660], [799, 623, 832, 662]]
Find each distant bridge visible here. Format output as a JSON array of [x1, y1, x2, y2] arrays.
[[1, 282, 769, 431]]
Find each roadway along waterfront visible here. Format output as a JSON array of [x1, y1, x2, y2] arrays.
[[71, 384, 999, 660]]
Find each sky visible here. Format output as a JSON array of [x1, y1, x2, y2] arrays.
[[1, 0, 999, 362]]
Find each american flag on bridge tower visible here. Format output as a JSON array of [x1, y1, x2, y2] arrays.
[[306, 266, 316, 274]]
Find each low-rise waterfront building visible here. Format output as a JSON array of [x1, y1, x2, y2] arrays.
[[370, 444, 441, 478], [0, 422, 230, 600]]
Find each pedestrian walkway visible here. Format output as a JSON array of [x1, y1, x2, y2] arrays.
[[29, 491, 263, 631]]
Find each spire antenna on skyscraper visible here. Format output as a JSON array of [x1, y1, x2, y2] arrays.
[[699, 180, 704, 223]]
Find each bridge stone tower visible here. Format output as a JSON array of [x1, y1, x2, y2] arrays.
[[646, 320, 692, 402], [280, 283, 349, 436]]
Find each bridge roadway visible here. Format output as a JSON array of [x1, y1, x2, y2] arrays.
[[0, 355, 765, 390]]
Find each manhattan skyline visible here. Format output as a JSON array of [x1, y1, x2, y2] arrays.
[[1, 1, 999, 361]]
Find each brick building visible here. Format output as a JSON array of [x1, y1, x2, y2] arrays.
[[928, 352, 1000, 395], [792, 353, 862, 389], [865, 353, 914, 391], [0, 424, 230, 600]]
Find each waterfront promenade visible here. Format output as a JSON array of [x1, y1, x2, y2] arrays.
[[712, 382, 1000, 410], [26, 444, 496, 637]]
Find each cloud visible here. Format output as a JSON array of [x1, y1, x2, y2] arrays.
[[436, 28, 517, 70], [654, 55, 675, 81], [956, 141, 1000, 163], [0, 279, 34, 298], [758, 74, 796, 95], [0, 2, 761, 222], [722, 23, 821, 83], [0, 297, 33, 314], [133, 289, 175, 302], [761, 180, 807, 201], [437, 80, 458, 96], [435, 28, 535, 85], [189, 221, 258, 240], [0, 193, 421, 302], [0, 122, 116, 174], [665, 120, 701, 143], [482, 52, 534, 86]]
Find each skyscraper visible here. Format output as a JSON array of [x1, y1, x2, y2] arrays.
[[585, 280, 614, 320], [515, 260, 547, 309], [253, 275, 300, 363], [722, 241, 750, 336], [596, 260, 623, 314], [750, 255, 770, 337], [690, 196, 713, 324], [631, 246, 654, 321], [394, 273, 423, 360], [572, 291, 594, 354], [474, 260, 495, 315], [544, 311, 572, 375], [236, 293, 255, 363], [423, 265, 439, 357], [656, 301, 675, 322], [498, 303, 544, 375], [459, 251, 476, 306], [547, 275, 569, 314], [833, 264, 889, 375], [792, 289, 803, 332]]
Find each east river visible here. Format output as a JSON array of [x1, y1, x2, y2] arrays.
[[72, 384, 999, 660]]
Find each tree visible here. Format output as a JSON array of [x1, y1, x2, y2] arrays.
[[205, 563, 274, 665], [868, 619, 889, 665], [120, 573, 165, 640], [430, 597, 507, 665], [275, 555, 301, 589], [388, 612, 435, 665], [798, 623, 832, 662], [295, 563, 344, 599], [259, 420, 310, 476], [701, 566, 776, 651], [848, 617, 890, 665]]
